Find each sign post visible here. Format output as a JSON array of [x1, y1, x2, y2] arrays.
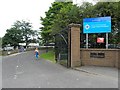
[[106, 33, 108, 49], [83, 16, 111, 49], [86, 34, 88, 49]]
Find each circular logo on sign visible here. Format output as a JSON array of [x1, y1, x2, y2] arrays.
[[85, 24, 90, 30]]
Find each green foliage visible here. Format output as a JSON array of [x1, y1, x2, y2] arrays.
[[40, 1, 120, 44], [52, 3, 81, 34], [2, 20, 35, 48], [92, 2, 119, 44], [40, 2, 80, 44], [40, 2, 68, 44], [13, 20, 34, 44], [2, 27, 22, 48]]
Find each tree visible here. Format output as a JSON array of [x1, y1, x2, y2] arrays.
[[92, 2, 119, 44], [79, 2, 120, 46], [40, 2, 71, 44], [31, 30, 40, 43], [40, 2, 80, 44], [40, 1, 120, 46], [13, 20, 34, 48], [2, 20, 35, 48], [2, 27, 22, 48], [52, 3, 81, 33]]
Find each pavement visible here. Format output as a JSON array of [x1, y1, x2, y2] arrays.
[[74, 66, 118, 79], [73, 66, 119, 89], [3, 52, 119, 78], [2, 50, 119, 88], [3, 51, 119, 78]]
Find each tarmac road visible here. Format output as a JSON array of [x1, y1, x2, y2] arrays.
[[2, 51, 118, 88]]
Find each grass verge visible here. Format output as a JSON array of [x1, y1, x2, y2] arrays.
[[40, 51, 56, 63]]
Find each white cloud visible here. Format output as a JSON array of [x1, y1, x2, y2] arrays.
[[0, 0, 95, 37], [73, 0, 96, 5], [0, 0, 54, 37]]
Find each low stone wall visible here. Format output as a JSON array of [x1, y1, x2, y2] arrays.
[[80, 49, 120, 68]]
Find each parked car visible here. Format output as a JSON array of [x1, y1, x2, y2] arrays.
[[116, 44, 120, 49], [3, 46, 14, 51]]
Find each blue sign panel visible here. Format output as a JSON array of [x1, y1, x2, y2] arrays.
[[83, 17, 111, 33]]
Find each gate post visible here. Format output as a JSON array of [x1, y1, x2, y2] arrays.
[[68, 23, 81, 67]]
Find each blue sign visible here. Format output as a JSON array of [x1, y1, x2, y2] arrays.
[[83, 16, 111, 33]]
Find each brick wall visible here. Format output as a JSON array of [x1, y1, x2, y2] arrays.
[[80, 49, 120, 68], [115, 50, 120, 68], [68, 24, 120, 68], [68, 24, 81, 67]]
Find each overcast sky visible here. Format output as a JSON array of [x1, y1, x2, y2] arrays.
[[0, 0, 95, 37]]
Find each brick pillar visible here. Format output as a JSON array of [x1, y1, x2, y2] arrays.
[[68, 24, 81, 67]]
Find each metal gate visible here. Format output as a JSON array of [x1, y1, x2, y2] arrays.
[[55, 27, 70, 67]]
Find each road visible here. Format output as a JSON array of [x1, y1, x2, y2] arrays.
[[2, 51, 118, 88]]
